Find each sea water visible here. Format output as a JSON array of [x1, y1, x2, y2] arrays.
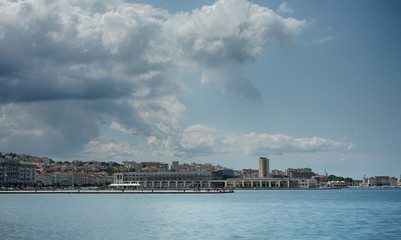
[[1, 188, 400, 239]]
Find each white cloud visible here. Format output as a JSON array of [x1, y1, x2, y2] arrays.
[[129, 95, 186, 136], [81, 136, 141, 161], [110, 121, 136, 135], [163, 0, 305, 99], [180, 124, 234, 155], [313, 33, 340, 45], [9, 129, 44, 137], [201, 67, 263, 100], [277, 2, 294, 15], [0, 0, 305, 104], [148, 124, 354, 158], [241, 131, 354, 156], [0, 0, 310, 160], [313, 35, 335, 45]]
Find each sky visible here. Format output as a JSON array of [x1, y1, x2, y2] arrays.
[[0, 0, 400, 179]]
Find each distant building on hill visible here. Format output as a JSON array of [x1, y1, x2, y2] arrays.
[[171, 161, 180, 171], [285, 168, 314, 179], [313, 174, 327, 182], [123, 161, 169, 172], [141, 162, 169, 172], [271, 169, 286, 178], [242, 169, 259, 178]]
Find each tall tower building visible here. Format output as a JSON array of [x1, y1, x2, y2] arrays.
[[259, 157, 269, 178]]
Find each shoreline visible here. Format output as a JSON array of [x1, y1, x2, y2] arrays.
[[0, 189, 233, 194], [2, 187, 398, 194], [0, 188, 341, 194]]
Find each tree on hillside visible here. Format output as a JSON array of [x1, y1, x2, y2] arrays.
[[327, 175, 344, 182], [344, 177, 353, 183], [327, 175, 353, 183]]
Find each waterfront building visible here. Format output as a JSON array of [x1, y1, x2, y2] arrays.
[[113, 171, 213, 189], [367, 176, 398, 187], [112, 157, 320, 190], [36, 173, 52, 187], [211, 169, 237, 180], [258, 157, 269, 178], [322, 181, 347, 188], [87, 174, 110, 186], [353, 180, 363, 187], [112, 170, 303, 189], [73, 173, 88, 186], [0, 159, 36, 187], [213, 177, 299, 189], [52, 172, 73, 187], [106, 175, 114, 184], [296, 178, 318, 188], [87, 174, 96, 185]]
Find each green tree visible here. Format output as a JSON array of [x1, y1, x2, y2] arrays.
[[327, 175, 345, 182], [344, 177, 353, 183]]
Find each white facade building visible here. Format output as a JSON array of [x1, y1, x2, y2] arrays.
[[297, 178, 317, 188]]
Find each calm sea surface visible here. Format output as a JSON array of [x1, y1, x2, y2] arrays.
[[1, 188, 400, 239]]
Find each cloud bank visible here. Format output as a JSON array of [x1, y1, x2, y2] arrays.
[[0, 0, 351, 160], [148, 124, 354, 158]]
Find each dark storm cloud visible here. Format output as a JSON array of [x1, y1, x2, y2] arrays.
[[0, 74, 134, 103], [0, 0, 172, 157], [0, 102, 99, 156], [0, 0, 312, 159], [0, 0, 164, 103]]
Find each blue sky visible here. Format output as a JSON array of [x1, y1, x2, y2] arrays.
[[0, 0, 400, 178]]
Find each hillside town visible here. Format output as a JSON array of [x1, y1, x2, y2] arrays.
[[0, 152, 399, 189]]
